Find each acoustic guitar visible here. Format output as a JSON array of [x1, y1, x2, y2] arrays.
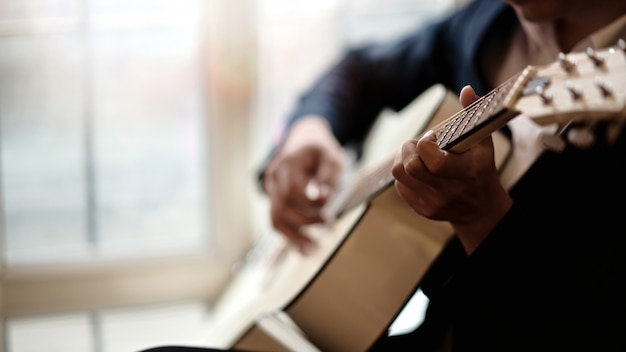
[[214, 41, 626, 352]]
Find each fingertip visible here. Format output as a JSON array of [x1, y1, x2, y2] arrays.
[[297, 240, 317, 256], [316, 182, 335, 202], [459, 85, 479, 108], [459, 84, 475, 96], [305, 180, 321, 201], [422, 130, 437, 141]]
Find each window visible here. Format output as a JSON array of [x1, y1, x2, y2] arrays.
[[0, 0, 463, 351], [0, 0, 209, 265], [7, 302, 210, 352], [0, 1, 255, 351]]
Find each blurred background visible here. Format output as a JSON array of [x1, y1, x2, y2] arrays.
[[0, 0, 464, 351]]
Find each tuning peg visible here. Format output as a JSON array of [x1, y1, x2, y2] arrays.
[[541, 121, 571, 152], [586, 47, 604, 66], [535, 85, 553, 104], [567, 125, 596, 149], [558, 52, 575, 72], [595, 79, 613, 97], [565, 81, 583, 100]]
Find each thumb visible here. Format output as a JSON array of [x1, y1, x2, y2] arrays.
[[459, 85, 480, 108], [313, 153, 344, 198]]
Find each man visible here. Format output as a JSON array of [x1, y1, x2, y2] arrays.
[[261, 0, 626, 350], [144, 0, 626, 350]]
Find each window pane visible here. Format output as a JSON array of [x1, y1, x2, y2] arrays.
[[6, 302, 210, 352], [100, 301, 210, 352], [89, 4, 208, 258], [0, 33, 90, 262], [0, 0, 209, 264], [0, 0, 80, 21], [7, 313, 94, 352]]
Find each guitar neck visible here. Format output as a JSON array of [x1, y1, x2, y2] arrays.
[[434, 73, 521, 152], [328, 72, 526, 218]]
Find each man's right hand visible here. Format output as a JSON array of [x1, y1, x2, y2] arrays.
[[263, 116, 346, 254]]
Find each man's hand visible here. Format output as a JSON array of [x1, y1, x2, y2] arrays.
[[391, 86, 512, 254], [263, 116, 346, 254]]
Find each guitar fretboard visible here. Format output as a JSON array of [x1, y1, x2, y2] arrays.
[[435, 76, 516, 150]]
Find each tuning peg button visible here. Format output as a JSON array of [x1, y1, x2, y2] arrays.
[[586, 47, 604, 66], [558, 52, 575, 72], [535, 85, 553, 104]]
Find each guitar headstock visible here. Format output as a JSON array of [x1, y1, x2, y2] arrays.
[[424, 40, 625, 153], [505, 39, 626, 148]]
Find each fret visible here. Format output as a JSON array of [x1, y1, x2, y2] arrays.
[[437, 76, 516, 151]]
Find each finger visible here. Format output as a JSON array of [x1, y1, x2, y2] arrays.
[[266, 189, 320, 254], [313, 152, 344, 200], [274, 159, 326, 210], [265, 170, 325, 227], [418, 129, 496, 180], [392, 140, 418, 185], [267, 180, 325, 223], [393, 180, 440, 220], [391, 139, 434, 189], [459, 85, 480, 108], [412, 130, 458, 179], [271, 217, 315, 255]]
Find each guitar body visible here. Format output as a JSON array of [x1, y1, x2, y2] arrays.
[[233, 191, 453, 352], [278, 183, 456, 352], [229, 85, 511, 352]]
